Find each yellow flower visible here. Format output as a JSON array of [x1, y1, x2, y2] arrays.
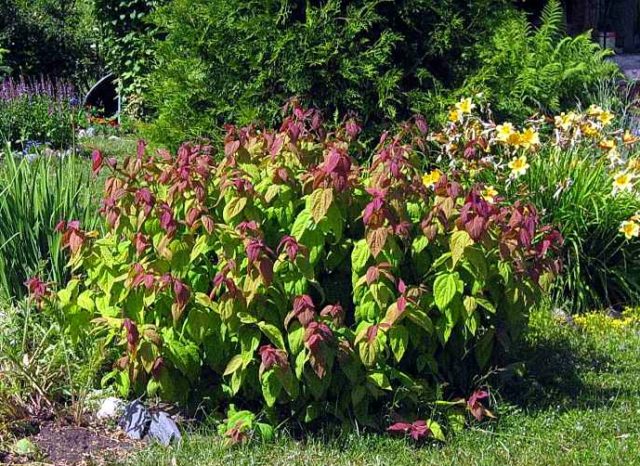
[[555, 112, 578, 130], [619, 220, 640, 240], [597, 110, 615, 126], [612, 171, 635, 194], [496, 122, 516, 142], [607, 147, 623, 167], [519, 127, 540, 149], [422, 169, 442, 188], [483, 185, 498, 204], [623, 130, 639, 145], [455, 97, 475, 115], [508, 155, 530, 178], [599, 139, 616, 151], [628, 158, 640, 172], [581, 122, 600, 138], [587, 104, 603, 116], [449, 108, 463, 123]]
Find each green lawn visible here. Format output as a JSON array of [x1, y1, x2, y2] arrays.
[[117, 310, 640, 466]]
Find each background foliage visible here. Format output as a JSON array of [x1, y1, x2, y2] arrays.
[[458, 0, 619, 122], [0, 0, 100, 83], [93, 0, 166, 116], [144, 0, 512, 146]]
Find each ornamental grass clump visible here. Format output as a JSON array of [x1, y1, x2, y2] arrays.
[[0, 148, 98, 301], [47, 106, 561, 429]]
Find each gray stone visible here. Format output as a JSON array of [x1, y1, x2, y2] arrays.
[[119, 401, 150, 440], [147, 411, 182, 446]]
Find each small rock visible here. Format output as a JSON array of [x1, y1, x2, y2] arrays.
[[12, 438, 38, 456], [119, 400, 151, 440], [148, 411, 181, 446], [606, 307, 623, 319], [97, 397, 124, 419]]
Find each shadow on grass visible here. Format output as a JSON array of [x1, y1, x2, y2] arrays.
[[494, 324, 638, 412]]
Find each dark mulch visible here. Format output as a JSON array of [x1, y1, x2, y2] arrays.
[[2, 423, 139, 465], [35, 423, 138, 465]]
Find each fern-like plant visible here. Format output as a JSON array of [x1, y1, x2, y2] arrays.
[[461, 0, 620, 120]]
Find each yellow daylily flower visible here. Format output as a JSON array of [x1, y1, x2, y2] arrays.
[[519, 127, 540, 149], [554, 112, 578, 130], [508, 155, 530, 178], [623, 130, 639, 145], [628, 158, 640, 171], [422, 169, 442, 188], [587, 104, 603, 116], [619, 220, 640, 240], [612, 171, 635, 194], [483, 185, 499, 204], [581, 122, 600, 138], [495, 123, 516, 143], [455, 97, 475, 115], [597, 110, 615, 126], [599, 139, 616, 151], [449, 108, 463, 123]]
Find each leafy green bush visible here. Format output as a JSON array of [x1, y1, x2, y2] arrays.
[[0, 149, 99, 301], [457, 0, 620, 122], [0, 0, 99, 82], [51, 107, 561, 427], [144, 0, 511, 146]]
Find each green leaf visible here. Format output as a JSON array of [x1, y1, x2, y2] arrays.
[[463, 296, 477, 315], [224, 354, 244, 376], [427, 420, 446, 441], [475, 328, 495, 369], [162, 330, 201, 383], [476, 297, 497, 314], [434, 273, 458, 310], [287, 322, 304, 354], [366, 371, 391, 390], [223, 196, 247, 222], [351, 239, 370, 272], [77, 290, 95, 312], [450, 230, 474, 267], [290, 210, 311, 240], [255, 422, 275, 441], [261, 370, 281, 407], [351, 384, 367, 406], [389, 325, 409, 362], [190, 234, 212, 262], [307, 188, 334, 223], [294, 350, 306, 379], [412, 235, 429, 255], [258, 322, 286, 349]]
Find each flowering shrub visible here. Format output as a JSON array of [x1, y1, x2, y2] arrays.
[[428, 97, 640, 311], [52, 106, 561, 426], [0, 77, 81, 149]]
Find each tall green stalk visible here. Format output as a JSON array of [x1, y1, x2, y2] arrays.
[[0, 147, 100, 300]]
